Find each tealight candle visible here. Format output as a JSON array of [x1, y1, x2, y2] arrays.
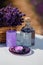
[[6, 30, 17, 47]]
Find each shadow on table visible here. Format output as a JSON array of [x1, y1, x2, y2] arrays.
[[32, 36, 43, 50], [21, 36, 43, 56], [22, 50, 34, 56], [0, 43, 6, 47]]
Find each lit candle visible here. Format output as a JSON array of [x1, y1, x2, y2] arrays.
[[6, 30, 17, 47]]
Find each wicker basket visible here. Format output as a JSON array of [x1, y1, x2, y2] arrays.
[[0, 27, 16, 43]]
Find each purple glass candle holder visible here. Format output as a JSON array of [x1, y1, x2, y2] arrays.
[[6, 30, 17, 47]]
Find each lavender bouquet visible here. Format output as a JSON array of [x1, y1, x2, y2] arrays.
[[0, 4, 25, 27]]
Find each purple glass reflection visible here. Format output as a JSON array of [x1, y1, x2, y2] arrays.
[[6, 30, 17, 47]]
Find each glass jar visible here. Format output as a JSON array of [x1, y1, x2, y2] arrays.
[[16, 17, 35, 47]]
